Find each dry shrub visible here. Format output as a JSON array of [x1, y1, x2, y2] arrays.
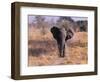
[[28, 27, 88, 66]]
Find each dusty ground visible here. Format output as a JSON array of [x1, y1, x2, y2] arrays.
[[28, 27, 88, 66]]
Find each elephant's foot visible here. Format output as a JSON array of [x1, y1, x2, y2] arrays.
[[59, 54, 65, 57]]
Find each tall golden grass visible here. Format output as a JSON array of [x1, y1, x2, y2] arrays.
[[28, 27, 88, 66]]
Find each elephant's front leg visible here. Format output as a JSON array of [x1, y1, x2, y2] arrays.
[[61, 39, 65, 57], [57, 43, 62, 57], [57, 43, 61, 57], [58, 42, 65, 57], [60, 45, 64, 57], [63, 44, 65, 57]]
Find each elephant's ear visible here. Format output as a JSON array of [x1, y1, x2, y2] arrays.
[[65, 28, 74, 41], [51, 26, 60, 40]]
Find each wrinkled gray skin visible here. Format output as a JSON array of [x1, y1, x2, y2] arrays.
[[51, 26, 74, 57]]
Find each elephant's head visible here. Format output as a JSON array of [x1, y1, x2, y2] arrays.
[[50, 26, 74, 57]]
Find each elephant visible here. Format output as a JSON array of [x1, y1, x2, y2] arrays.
[[51, 26, 74, 57]]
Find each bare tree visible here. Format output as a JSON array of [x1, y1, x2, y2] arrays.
[[56, 17, 74, 30], [35, 16, 47, 35], [77, 20, 88, 32]]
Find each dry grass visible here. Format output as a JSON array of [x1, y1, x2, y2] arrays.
[[28, 27, 88, 66]]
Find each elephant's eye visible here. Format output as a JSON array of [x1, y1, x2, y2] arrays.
[[68, 35, 71, 39]]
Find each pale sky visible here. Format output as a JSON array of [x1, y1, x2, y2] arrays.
[[28, 15, 87, 24]]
